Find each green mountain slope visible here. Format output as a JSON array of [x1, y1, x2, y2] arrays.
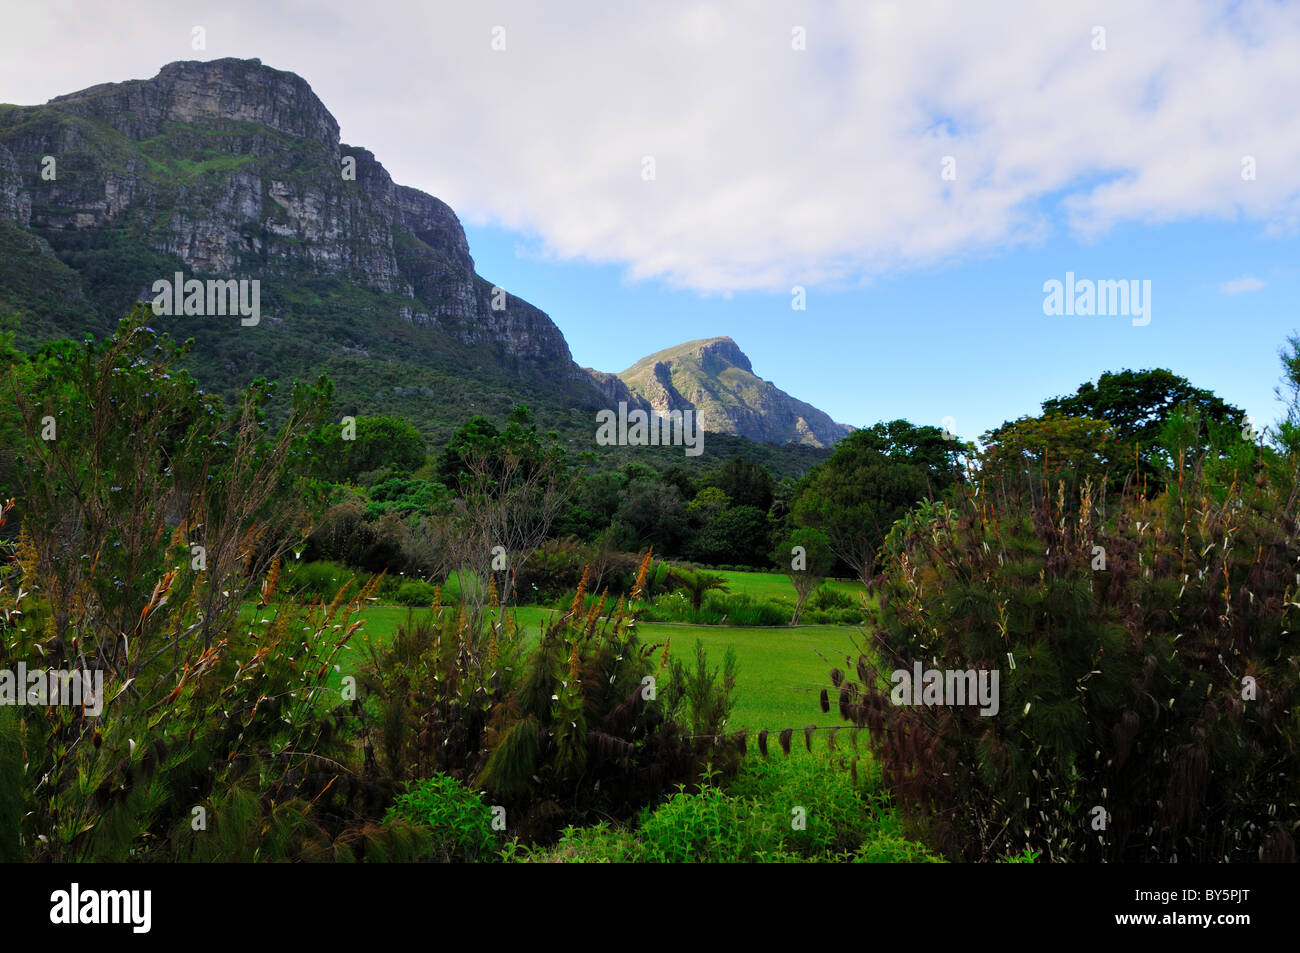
[[613, 336, 852, 448]]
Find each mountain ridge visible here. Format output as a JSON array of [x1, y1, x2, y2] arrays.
[[0, 58, 849, 451], [602, 336, 852, 447]]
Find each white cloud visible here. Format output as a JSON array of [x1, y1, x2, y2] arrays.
[[3, 0, 1299, 292], [1219, 276, 1266, 295]]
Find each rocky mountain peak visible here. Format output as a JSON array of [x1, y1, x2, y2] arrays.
[[607, 337, 850, 448], [48, 58, 341, 148]]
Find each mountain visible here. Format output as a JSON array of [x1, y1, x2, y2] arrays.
[[601, 337, 852, 448], [0, 57, 845, 468]]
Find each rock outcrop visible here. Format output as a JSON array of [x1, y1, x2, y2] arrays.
[[612, 337, 852, 448]]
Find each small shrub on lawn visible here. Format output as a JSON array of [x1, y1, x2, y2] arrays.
[[393, 579, 439, 605], [282, 559, 360, 601]]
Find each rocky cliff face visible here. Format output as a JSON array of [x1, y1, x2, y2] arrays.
[[0, 144, 31, 226], [0, 58, 846, 449], [0, 57, 579, 373], [611, 337, 852, 448]]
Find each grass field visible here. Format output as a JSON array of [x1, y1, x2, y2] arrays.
[[710, 569, 867, 607], [293, 599, 871, 754], [636, 620, 867, 738], [252, 566, 877, 758]]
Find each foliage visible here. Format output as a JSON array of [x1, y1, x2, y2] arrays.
[[978, 414, 1127, 504], [669, 566, 731, 612], [1042, 368, 1246, 470], [690, 504, 773, 567], [835, 415, 1300, 862], [385, 773, 497, 862], [361, 557, 737, 843], [710, 456, 775, 512], [393, 579, 440, 606], [792, 429, 937, 585], [662, 638, 739, 738], [778, 526, 835, 624], [302, 414, 427, 484]]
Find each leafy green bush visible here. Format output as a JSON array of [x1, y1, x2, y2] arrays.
[[393, 579, 439, 606], [809, 583, 854, 611], [365, 477, 451, 520], [641, 590, 787, 626], [517, 822, 644, 862], [282, 559, 361, 601], [802, 605, 865, 625], [386, 774, 497, 862], [637, 784, 795, 862], [703, 593, 787, 627]]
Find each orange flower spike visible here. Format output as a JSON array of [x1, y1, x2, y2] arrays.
[[632, 547, 654, 601], [570, 565, 590, 617]]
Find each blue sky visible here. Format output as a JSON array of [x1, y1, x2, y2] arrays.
[[465, 215, 1297, 443]]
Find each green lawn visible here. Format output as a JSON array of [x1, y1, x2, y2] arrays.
[[290, 599, 870, 754], [636, 620, 867, 742], [707, 569, 867, 606]]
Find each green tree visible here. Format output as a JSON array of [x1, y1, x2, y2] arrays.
[[978, 414, 1124, 501], [691, 504, 772, 567], [791, 429, 935, 585], [306, 414, 425, 483], [852, 419, 965, 490], [1040, 368, 1245, 476], [711, 457, 774, 512], [777, 526, 834, 624], [685, 486, 731, 527], [615, 479, 687, 554], [669, 566, 731, 611]]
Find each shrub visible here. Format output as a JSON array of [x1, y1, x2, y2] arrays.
[[386, 773, 497, 862], [809, 583, 854, 611], [393, 579, 439, 606], [834, 418, 1300, 862], [281, 559, 362, 601], [361, 556, 738, 843], [640, 591, 788, 627], [519, 822, 643, 863], [702, 593, 787, 627], [637, 784, 795, 862]]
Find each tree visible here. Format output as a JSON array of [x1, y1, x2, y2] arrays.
[[851, 419, 965, 491], [1273, 333, 1300, 455], [1040, 368, 1245, 475], [978, 414, 1125, 502], [305, 414, 425, 483], [445, 406, 573, 626], [791, 429, 934, 585], [614, 478, 687, 555], [778, 527, 833, 624], [691, 504, 771, 567], [685, 486, 730, 528], [711, 457, 774, 513], [669, 567, 730, 611], [436, 415, 501, 493]]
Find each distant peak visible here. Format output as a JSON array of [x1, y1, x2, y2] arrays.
[[625, 336, 752, 374]]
